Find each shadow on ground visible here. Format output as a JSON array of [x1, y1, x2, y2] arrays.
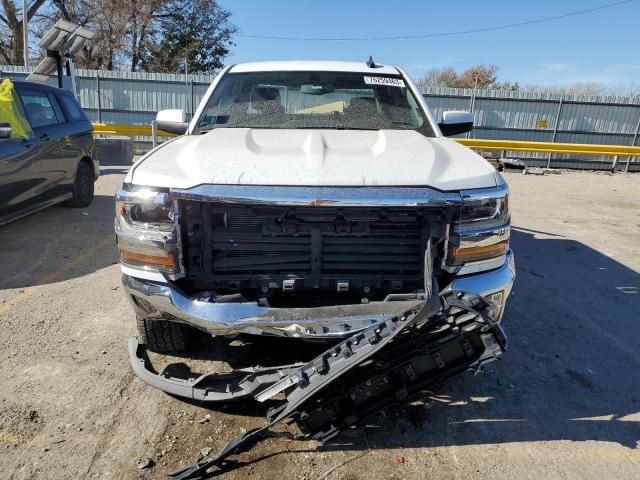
[[356, 227, 638, 450], [0, 194, 118, 290], [6, 184, 637, 452], [99, 167, 131, 176], [158, 227, 640, 453]]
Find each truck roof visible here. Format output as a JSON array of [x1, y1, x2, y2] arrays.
[[229, 60, 400, 75]]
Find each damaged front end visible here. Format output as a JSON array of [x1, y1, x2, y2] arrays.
[[128, 287, 505, 404], [117, 182, 514, 478], [117, 183, 514, 340], [133, 289, 506, 480]]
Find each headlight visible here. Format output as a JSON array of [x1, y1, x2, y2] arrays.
[[115, 186, 182, 276], [117, 202, 174, 228], [458, 194, 509, 231], [447, 183, 510, 270]]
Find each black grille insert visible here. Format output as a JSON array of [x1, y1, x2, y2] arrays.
[[182, 204, 435, 294]]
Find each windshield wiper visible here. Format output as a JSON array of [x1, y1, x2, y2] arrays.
[[198, 125, 218, 134], [199, 124, 382, 133]]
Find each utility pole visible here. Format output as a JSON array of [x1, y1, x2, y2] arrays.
[[23, 0, 29, 67]]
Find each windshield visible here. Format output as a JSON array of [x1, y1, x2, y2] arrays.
[[195, 71, 434, 135]]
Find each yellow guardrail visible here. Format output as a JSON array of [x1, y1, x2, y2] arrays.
[[92, 123, 167, 136], [92, 123, 640, 158], [457, 138, 640, 157]]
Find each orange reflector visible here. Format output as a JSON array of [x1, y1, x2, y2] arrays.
[[449, 242, 508, 265], [120, 249, 177, 269]]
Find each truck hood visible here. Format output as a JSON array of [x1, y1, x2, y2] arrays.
[[128, 129, 497, 191]]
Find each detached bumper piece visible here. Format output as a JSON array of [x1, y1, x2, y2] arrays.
[[131, 290, 505, 480], [128, 339, 303, 402]]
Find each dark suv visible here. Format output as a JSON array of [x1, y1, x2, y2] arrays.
[[0, 81, 97, 225]]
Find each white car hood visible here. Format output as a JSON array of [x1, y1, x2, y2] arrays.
[[128, 129, 497, 191]]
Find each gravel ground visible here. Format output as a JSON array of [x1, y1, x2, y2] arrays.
[[0, 167, 638, 480]]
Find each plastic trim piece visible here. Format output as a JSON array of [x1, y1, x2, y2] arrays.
[[127, 337, 302, 401]]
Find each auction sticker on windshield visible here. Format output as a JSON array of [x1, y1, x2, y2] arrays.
[[364, 76, 406, 87]]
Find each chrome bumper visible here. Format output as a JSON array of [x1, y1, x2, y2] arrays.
[[124, 250, 515, 339]]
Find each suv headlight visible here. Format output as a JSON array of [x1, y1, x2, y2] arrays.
[[447, 183, 510, 270], [115, 186, 182, 276]]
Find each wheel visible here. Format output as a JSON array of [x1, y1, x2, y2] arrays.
[[136, 316, 189, 353], [67, 162, 94, 208]]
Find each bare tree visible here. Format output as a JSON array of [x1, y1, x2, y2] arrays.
[[419, 64, 636, 96], [26, 0, 235, 71], [418, 67, 458, 89], [457, 64, 499, 89], [524, 82, 606, 96], [35, 0, 157, 70], [418, 64, 500, 90], [0, 0, 47, 65], [603, 82, 640, 97], [494, 80, 521, 91], [127, 0, 164, 71]]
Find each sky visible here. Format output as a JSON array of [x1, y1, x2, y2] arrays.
[[217, 0, 640, 88]]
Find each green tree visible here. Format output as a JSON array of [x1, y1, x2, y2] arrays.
[[146, 0, 236, 73]]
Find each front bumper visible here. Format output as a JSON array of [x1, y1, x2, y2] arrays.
[[129, 290, 505, 405], [123, 250, 515, 340]]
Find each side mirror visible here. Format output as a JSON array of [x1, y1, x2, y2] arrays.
[[0, 123, 12, 139], [156, 109, 188, 135], [438, 111, 473, 137]]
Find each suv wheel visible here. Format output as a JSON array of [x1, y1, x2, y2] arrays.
[[67, 162, 94, 208], [136, 316, 189, 353]]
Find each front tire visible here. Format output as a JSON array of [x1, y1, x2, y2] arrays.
[[136, 316, 189, 353], [67, 162, 94, 208]]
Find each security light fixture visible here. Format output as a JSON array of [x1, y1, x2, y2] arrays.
[[27, 20, 94, 88]]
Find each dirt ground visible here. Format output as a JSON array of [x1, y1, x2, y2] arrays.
[[0, 167, 639, 480]]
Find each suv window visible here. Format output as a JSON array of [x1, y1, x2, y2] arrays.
[[47, 92, 65, 122], [196, 71, 434, 136], [19, 89, 63, 128], [57, 93, 87, 122]]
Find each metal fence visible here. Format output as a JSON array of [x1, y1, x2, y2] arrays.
[[423, 86, 640, 169], [1, 65, 215, 125], [2, 65, 639, 170]]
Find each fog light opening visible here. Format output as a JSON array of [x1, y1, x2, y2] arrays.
[[485, 290, 505, 323]]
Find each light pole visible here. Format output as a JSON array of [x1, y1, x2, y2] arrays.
[[23, 0, 29, 66]]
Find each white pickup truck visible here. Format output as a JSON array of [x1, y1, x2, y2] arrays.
[[116, 60, 514, 358]]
